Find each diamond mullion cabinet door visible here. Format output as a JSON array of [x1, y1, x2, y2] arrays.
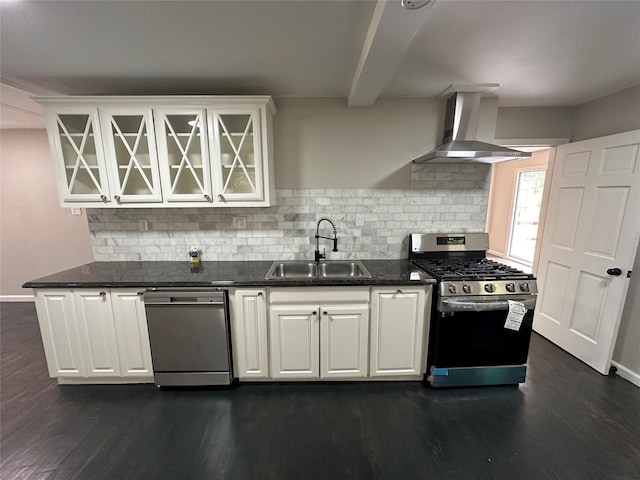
[[369, 287, 430, 377], [208, 106, 272, 206], [269, 305, 320, 380], [99, 107, 163, 204], [34, 290, 87, 378], [73, 289, 121, 377], [110, 289, 153, 380], [320, 304, 369, 379], [153, 108, 213, 204], [43, 107, 112, 206], [230, 289, 269, 379]]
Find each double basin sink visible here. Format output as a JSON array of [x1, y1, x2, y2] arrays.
[[265, 260, 372, 279]]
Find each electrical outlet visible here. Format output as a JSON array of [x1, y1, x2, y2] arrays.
[[355, 214, 365, 227], [70, 208, 82, 216], [138, 219, 149, 232], [233, 217, 247, 229]]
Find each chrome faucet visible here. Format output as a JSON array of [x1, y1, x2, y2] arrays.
[[315, 217, 338, 262]]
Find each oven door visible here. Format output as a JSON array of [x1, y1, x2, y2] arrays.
[[428, 295, 536, 387]]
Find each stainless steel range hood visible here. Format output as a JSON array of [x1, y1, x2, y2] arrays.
[[413, 91, 532, 164]]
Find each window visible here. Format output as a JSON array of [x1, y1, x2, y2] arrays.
[[508, 169, 546, 264]]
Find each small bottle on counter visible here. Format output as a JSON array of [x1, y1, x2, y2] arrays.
[[189, 246, 201, 265]]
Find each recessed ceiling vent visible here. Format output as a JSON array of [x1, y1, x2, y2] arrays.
[[413, 91, 532, 164], [401, 0, 434, 10]]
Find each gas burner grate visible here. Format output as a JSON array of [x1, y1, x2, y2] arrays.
[[413, 258, 534, 281]]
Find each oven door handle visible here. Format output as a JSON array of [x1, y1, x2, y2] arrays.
[[441, 297, 537, 312]]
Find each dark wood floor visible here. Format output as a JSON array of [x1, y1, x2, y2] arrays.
[[1, 303, 639, 480]]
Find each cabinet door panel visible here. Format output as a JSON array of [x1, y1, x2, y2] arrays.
[[209, 108, 265, 203], [154, 108, 213, 203], [111, 290, 153, 378], [370, 288, 426, 377], [45, 108, 111, 203], [321, 305, 369, 378], [233, 289, 269, 379], [34, 291, 86, 377], [100, 107, 162, 203], [74, 290, 121, 377], [269, 306, 319, 379]]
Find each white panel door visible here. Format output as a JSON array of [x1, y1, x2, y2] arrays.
[[534, 130, 640, 374], [320, 304, 369, 379], [74, 290, 121, 377], [370, 287, 426, 377], [110, 289, 153, 379], [269, 305, 319, 379], [232, 289, 269, 379], [34, 290, 86, 378]]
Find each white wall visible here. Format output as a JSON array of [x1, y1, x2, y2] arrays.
[[0, 130, 94, 298], [274, 97, 440, 189]]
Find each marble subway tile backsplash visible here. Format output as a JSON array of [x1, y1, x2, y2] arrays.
[[87, 164, 491, 261]]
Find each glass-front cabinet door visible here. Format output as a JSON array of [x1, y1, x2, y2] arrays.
[[154, 109, 212, 203], [46, 108, 111, 203], [99, 108, 162, 204], [209, 108, 264, 203]]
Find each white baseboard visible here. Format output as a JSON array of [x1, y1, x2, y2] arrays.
[[611, 361, 640, 388], [0, 295, 35, 302]]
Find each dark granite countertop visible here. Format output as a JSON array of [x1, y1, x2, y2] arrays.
[[22, 260, 436, 289]]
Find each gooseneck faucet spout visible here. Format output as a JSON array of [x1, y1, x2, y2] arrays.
[[315, 217, 338, 262]]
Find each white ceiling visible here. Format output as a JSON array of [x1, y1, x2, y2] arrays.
[[1, 0, 639, 123]]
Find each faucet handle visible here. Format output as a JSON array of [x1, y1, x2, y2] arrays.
[[332, 237, 338, 252]]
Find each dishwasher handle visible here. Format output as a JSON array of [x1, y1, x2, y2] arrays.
[[144, 290, 226, 306]]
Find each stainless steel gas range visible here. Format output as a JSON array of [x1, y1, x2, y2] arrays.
[[409, 232, 538, 388]]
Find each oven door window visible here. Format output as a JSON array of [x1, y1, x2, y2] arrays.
[[431, 309, 534, 368]]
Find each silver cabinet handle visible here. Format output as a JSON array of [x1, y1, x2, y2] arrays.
[[137, 291, 145, 296], [257, 291, 263, 297], [114, 195, 121, 203], [204, 194, 211, 202], [100, 194, 108, 202], [218, 194, 225, 202], [396, 289, 403, 294], [99, 291, 107, 298], [312, 311, 317, 316], [323, 311, 328, 316]]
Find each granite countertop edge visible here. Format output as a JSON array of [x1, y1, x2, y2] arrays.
[[22, 260, 436, 289]]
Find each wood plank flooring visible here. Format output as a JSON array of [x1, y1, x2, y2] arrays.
[[1, 302, 639, 479]]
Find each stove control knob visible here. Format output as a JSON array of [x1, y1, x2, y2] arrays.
[[462, 284, 471, 294], [520, 283, 530, 292], [506, 283, 516, 292], [448, 284, 457, 294], [484, 283, 495, 293]]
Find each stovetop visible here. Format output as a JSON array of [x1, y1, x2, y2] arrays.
[[412, 258, 534, 282]]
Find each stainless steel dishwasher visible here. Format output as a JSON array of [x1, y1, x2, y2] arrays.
[[144, 288, 233, 387]]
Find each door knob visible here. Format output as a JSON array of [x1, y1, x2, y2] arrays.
[[606, 268, 622, 276]]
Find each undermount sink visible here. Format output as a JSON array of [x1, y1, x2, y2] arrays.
[[265, 260, 372, 279]]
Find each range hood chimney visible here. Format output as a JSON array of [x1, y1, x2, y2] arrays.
[[413, 91, 532, 164]]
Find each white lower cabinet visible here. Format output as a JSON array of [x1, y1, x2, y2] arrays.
[[34, 290, 87, 378], [370, 286, 431, 377], [230, 289, 269, 379], [268, 287, 370, 380], [111, 289, 153, 378], [320, 305, 369, 379], [34, 288, 153, 383], [74, 289, 121, 377]]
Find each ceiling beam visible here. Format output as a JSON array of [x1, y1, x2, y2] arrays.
[[348, 0, 434, 107]]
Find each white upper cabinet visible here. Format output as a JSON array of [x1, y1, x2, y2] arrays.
[[44, 107, 111, 204], [209, 108, 265, 204], [37, 96, 276, 208], [99, 107, 163, 204], [154, 108, 213, 203]]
